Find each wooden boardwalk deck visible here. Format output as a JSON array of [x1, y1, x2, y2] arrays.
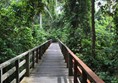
[[21, 43, 73, 83]]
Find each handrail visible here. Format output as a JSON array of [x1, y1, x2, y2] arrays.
[[0, 40, 52, 83], [58, 40, 104, 83]]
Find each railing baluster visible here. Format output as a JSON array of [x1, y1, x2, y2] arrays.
[[44, 44, 46, 52], [41, 46, 43, 56], [62, 45, 66, 62], [39, 48, 41, 59], [82, 70, 87, 83], [59, 40, 105, 83], [43, 45, 45, 54], [25, 53, 30, 77], [0, 40, 51, 83], [32, 51, 35, 68], [66, 51, 68, 68], [74, 60, 78, 83], [36, 49, 39, 63], [0, 69, 2, 83], [64, 47, 67, 63], [15, 59, 20, 83], [40, 46, 42, 58], [69, 54, 73, 76]]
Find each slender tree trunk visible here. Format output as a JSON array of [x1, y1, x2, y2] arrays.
[[91, 0, 96, 57], [55, 0, 58, 17], [40, 13, 42, 28]]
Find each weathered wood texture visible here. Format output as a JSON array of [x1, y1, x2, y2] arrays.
[[21, 43, 74, 83], [58, 40, 104, 83], [0, 40, 51, 83]]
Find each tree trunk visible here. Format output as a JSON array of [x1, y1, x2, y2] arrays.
[[91, 0, 96, 57], [40, 13, 42, 28]]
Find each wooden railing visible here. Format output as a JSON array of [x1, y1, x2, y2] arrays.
[[58, 40, 104, 83], [0, 40, 51, 83]]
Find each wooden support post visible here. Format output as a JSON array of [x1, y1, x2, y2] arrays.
[[82, 70, 87, 83], [66, 52, 68, 68], [65, 49, 68, 68], [32, 51, 35, 68], [40, 47, 43, 57], [25, 53, 30, 77], [62, 46, 66, 62], [68, 54, 73, 76], [43, 45, 45, 52], [44, 44, 46, 52], [64, 47, 67, 63], [74, 60, 78, 83], [15, 59, 20, 83], [0, 69, 2, 83], [42, 46, 44, 54], [39, 48, 41, 59], [41, 46, 43, 55], [36, 49, 39, 63]]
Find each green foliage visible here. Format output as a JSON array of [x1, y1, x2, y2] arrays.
[[32, 25, 47, 45], [0, 0, 48, 63], [47, 27, 69, 42], [52, 0, 118, 82], [0, 0, 118, 82]]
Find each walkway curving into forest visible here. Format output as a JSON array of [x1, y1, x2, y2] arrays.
[[21, 43, 74, 83]]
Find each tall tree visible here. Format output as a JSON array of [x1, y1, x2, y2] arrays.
[[91, 0, 96, 57]]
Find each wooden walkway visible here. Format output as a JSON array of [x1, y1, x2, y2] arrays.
[[21, 43, 73, 83]]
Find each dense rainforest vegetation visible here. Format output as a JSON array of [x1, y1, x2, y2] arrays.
[[0, 0, 118, 83]]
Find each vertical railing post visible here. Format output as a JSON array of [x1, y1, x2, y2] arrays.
[[74, 60, 78, 83], [39, 47, 41, 59], [44, 44, 46, 52], [65, 48, 68, 68], [0, 69, 2, 83], [68, 54, 73, 76], [15, 59, 20, 83], [41, 46, 43, 55], [64, 47, 67, 63], [40, 46, 42, 57], [42, 46, 44, 56], [43, 44, 45, 53], [62, 45, 66, 62], [82, 70, 87, 83], [32, 51, 35, 68], [25, 53, 30, 77], [36, 49, 39, 63], [38, 48, 41, 59]]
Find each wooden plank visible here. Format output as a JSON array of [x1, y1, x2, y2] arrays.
[[0, 52, 28, 69], [59, 40, 104, 83], [68, 49, 104, 83], [2, 67, 16, 81], [19, 60, 26, 68], [10, 79, 16, 83], [0, 40, 51, 83], [21, 43, 72, 83], [19, 69, 26, 79], [0, 40, 51, 69]]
